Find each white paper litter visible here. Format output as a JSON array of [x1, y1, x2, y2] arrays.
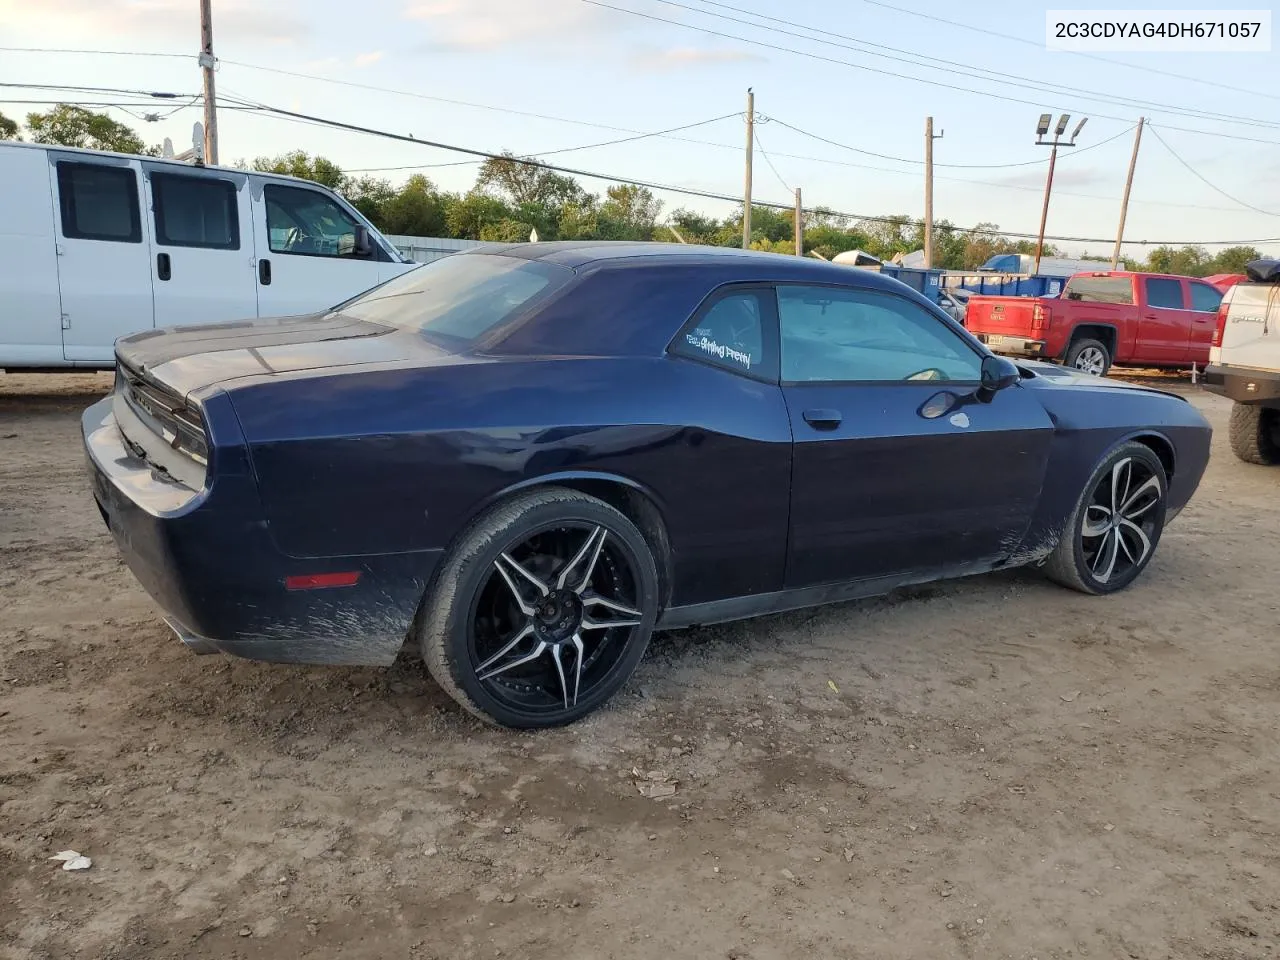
[[49, 850, 92, 871]]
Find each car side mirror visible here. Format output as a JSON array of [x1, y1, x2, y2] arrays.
[[977, 354, 1020, 402], [354, 225, 373, 258]]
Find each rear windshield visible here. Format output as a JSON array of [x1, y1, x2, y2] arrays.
[[1062, 276, 1134, 305], [337, 253, 572, 346]]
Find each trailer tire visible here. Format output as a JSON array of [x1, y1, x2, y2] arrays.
[[1228, 402, 1280, 465]]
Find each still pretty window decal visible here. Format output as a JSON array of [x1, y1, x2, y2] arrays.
[[686, 332, 754, 370]]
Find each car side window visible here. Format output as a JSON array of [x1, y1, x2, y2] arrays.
[[1144, 277, 1185, 310], [151, 173, 239, 250], [672, 290, 770, 377], [777, 285, 982, 383], [1189, 281, 1223, 313], [55, 162, 141, 243], [264, 184, 365, 258]]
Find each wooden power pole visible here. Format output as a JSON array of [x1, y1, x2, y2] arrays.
[[1111, 118, 1144, 270], [742, 88, 754, 250], [794, 187, 803, 256], [924, 117, 942, 268], [199, 0, 218, 165]]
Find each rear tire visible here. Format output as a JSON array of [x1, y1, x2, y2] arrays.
[[1228, 403, 1280, 465], [417, 487, 659, 729], [1064, 338, 1111, 377], [1044, 442, 1167, 595]]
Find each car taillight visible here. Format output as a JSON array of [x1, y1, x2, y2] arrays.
[[1211, 301, 1229, 347], [1031, 303, 1050, 332]]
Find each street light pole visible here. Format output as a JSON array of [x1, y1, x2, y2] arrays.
[[1032, 113, 1087, 274]]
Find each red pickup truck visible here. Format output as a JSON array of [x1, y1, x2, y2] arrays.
[[965, 271, 1225, 376]]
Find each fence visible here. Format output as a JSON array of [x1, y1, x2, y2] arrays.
[[384, 235, 485, 264]]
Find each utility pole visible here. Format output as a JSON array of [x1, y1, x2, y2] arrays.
[[1033, 113, 1087, 274], [742, 88, 754, 250], [1111, 118, 1144, 270], [794, 187, 803, 256], [924, 117, 943, 268], [1033, 146, 1057, 275], [199, 0, 218, 165]]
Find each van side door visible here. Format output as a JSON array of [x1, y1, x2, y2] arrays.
[[143, 165, 258, 328], [48, 154, 154, 363], [249, 180, 389, 317]]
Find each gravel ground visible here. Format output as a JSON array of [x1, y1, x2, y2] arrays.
[[1, 371, 1278, 960]]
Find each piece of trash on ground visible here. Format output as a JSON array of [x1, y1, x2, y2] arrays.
[[632, 766, 678, 800], [827, 680, 840, 693], [49, 850, 91, 871]]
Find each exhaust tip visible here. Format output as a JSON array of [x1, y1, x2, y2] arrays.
[[162, 617, 222, 656]]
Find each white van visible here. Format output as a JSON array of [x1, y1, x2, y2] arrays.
[[0, 141, 417, 370]]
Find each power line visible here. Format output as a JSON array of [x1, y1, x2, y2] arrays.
[[764, 116, 1135, 169], [0, 46, 189, 58], [0, 81, 188, 99], [215, 93, 1280, 246], [848, 0, 1280, 103], [581, 0, 1280, 148], [753, 128, 792, 193], [346, 113, 742, 172], [1147, 125, 1280, 218], [646, 0, 1280, 132]]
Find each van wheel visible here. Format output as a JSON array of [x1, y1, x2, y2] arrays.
[[1228, 403, 1280, 465], [1064, 338, 1111, 377]]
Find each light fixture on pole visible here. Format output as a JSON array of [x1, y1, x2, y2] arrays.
[[1032, 112, 1087, 273]]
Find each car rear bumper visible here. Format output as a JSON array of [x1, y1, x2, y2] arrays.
[[973, 333, 1048, 358], [83, 396, 438, 666], [1202, 365, 1280, 404]]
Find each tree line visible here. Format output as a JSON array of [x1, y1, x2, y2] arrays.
[[1, 105, 1262, 276]]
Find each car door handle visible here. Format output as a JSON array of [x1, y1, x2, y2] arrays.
[[258, 258, 272, 285], [802, 408, 843, 429], [156, 252, 171, 282]]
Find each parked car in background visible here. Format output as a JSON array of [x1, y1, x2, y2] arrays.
[[938, 288, 970, 324], [0, 141, 414, 371], [965, 271, 1224, 376], [1203, 259, 1280, 464], [84, 243, 1211, 728]]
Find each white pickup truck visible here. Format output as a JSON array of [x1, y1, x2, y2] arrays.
[[1203, 259, 1280, 464], [0, 140, 416, 371]]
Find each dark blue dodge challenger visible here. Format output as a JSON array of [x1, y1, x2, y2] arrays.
[[84, 243, 1212, 727]]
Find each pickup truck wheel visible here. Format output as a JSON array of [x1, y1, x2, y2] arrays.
[[1064, 338, 1111, 377], [1044, 442, 1167, 595], [1228, 403, 1280, 465]]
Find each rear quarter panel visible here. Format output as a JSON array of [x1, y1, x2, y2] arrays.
[[225, 355, 794, 607]]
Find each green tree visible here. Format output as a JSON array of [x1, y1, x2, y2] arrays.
[[0, 110, 19, 141], [251, 150, 346, 190], [344, 176, 397, 227], [446, 191, 515, 239], [25, 105, 155, 154], [378, 175, 451, 236], [597, 184, 663, 240], [476, 153, 585, 208], [668, 208, 723, 245], [1207, 246, 1261, 275]]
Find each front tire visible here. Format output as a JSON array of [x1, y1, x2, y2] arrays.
[[417, 488, 659, 728], [1228, 402, 1280, 465], [1064, 338, 1111, 377], [1044, 442, 1168, 595]]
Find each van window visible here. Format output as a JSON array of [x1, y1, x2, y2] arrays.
[[264, 185, 366, 258], [1144, 277, 1185, 310], [151, 173, 239, 249], [56, 162, 141, 243], [1062, 276, 1133, 305]]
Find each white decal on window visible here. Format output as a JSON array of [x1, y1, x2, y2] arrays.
[[686, 334, 752, 370], [949, 412, 971, 428]]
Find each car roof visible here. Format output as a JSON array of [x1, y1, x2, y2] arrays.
[[477, 240, 911, 286]]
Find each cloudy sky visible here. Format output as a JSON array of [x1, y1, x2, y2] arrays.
[[2, 0, 1278, 257]]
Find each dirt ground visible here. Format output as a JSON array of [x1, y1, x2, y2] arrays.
[[1, 371, 1278, 960]]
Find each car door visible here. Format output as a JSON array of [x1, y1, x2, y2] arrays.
[[144, 166, 258, 327], [1187, 279, 1224, 364], [48, 155, 154, 362], [776, 283, 1055, 589], [250, 180, 388, 317], [1137, 276, 1193, 364]]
